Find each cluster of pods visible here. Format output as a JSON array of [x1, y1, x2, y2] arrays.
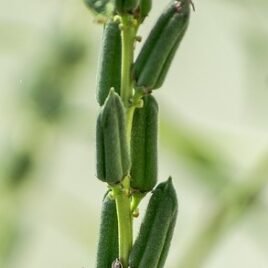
[[86, 0, 191, 267]]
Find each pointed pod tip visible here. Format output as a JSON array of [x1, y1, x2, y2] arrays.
[[165, 176, 176, 193], [172, 0, 191, 18], [102, 88, 121, 109], [154, 177, 178, 210], [103, 190, 115, 202], [154, 177, 175, 194], [109, 87, 116, 94], [107, 87, 117, 100]]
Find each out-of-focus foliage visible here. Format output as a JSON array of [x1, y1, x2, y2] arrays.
[[1, 32, 88, 190], [160, 116, 231, 192], [177, 155, 268, 268], [25, 35, 87, 122], [0, 3, 91, 265]]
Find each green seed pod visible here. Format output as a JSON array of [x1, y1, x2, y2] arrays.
[[97, 20, 121, 106], [130, 95, 158, 192], [96, 192, 119, 268], [134, 1, 176, 76], [115, 0, 139, 14], [134, 0, 190, 91], [139, 0, 152, 22], [96, 90, 130, 184], [129, 178, 178, 268], [154, 26, 188, 89]]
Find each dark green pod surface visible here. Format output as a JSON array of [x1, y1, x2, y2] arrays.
[[134, 0, 190, 91], [96, 192, 119, 268], [96, 20, 121, 106], [96, 90, 130, 184], [130, 95, 158, 192], [154, 26, 188, 89], [115, 0, 139, 14], [139, 0, 152, 22], [129, 178, 178, 268], [134, 1, 176, 77]]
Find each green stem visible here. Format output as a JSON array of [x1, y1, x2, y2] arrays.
[[120, 15, 136, 106], [130, 191, 146, 216], [114, 14, 141, 267], [126, 106, 135, 146], [112, 180, 132, 267]]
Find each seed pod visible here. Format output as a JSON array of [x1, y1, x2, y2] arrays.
[[96, 20, 121, 106], [134, 1, 176, 76], [139, 0, 152, 22], [154, 26, 188, 89], [134, 0, 190, 91], [129, 178, 178, 268], [130, 95, 158, 192], [115, 0, 139, 14], [96, 192, 119, 268], [96, 90, 130, 184]]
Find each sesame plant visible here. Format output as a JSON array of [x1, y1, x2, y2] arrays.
[[84, 0, 191, 267]]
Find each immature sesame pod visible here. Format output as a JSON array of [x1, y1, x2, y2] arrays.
[[115, 0, 139, 14], [134, 0, 190, 91], [97, 20, 121, 106], [96, 192, 119, 268], [139, 0, 152, 22], [130, 95, 158, 192], [154, 26, 188, 89], [96, 90, 130, 184], [129, 178, 178, 268]]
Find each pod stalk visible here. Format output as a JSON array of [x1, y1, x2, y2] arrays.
[[112, 179, 133, 267], [120, 15, 137, 107]]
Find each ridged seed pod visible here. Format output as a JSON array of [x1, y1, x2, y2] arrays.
[[134, 0, 190, 91], [96, 192, 119, 268], [96, 20, 121, 106], [139, 0, 152, 22], [115, 0, 140, 14], [129, 178, 178, 268], [130, 95, 158, 192], [154, 26, 188, 89], [96, 90, 130, 184]]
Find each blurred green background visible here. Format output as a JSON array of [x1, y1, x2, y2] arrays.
[[1, 0, 268, 267]]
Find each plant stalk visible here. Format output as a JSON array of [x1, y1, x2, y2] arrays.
[[114, 15, 139, 267], [112, 181, 132, 267], [120, 15, 136, 106]]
